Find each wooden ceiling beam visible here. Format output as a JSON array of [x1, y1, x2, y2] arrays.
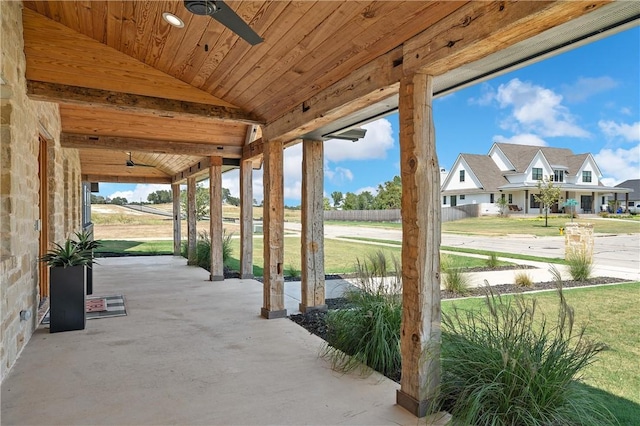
[[81, 174, 172, 184], [242, 137, 264, 161], [263, 47, 403, 143], [172, 157, 221, 184], [62, 133, 242, 158], [29, 81, 262, 125], [403, 1, 610, 76]]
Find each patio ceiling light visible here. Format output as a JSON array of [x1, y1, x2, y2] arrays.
[[163, 12, 184, 28]]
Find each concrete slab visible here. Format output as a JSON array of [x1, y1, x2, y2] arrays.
[[2, 256, 440, 426]]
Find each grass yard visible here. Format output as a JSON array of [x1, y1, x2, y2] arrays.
[[327, 216, 640, 236], [96, 240, 174, 256], [443, 282, 640, 425]]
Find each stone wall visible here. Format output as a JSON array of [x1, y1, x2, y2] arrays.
[[1, 1, 82, 382], [564, 222, 594, 261]]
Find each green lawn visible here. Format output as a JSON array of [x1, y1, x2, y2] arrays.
[[328, 216, 640, 236], [444, 283, 640, 425], [96, 240, 173, 255]]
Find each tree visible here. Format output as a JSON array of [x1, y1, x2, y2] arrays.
[[331, 191, 343, 208], [375, 175, 402, 209], [357, 191, 375, 210], [342, 192, 359, 210], [147, 189, 171, 204], [496, 194, 509, 217], [323, 197, 331, 211], [533, 177, 561, 227], [90, 194, 106, 204], [110, 196, 128, 205], [180, 184, 210, 220]]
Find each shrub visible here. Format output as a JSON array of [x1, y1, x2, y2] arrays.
[[442, 254, 470, 295], [322, 250, 402, 378], [285, 263, 300, 279], [485, 252, 499, 268], [567, 252, 592, 282], [181, 230, 234, 272], [437, 287, 613, 426], [514, 271, 533, 287]]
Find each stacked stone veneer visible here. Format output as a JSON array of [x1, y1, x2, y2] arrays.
[[1, 1, 82, 382], [564, 223, 594, 261]]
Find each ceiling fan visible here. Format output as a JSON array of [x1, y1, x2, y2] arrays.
[[184, 0, 263, 46], [126, 152, 154, 168]]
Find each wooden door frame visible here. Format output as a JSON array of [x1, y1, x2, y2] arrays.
[[38, 135, 50, 298]]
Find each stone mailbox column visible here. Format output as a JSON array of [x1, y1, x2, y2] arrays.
[[564, 223, 594, 261]]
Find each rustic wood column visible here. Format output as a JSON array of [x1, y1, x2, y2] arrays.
[[300, 139, 326, 313], [261, 138, 286, 319], [209, 156, 224, 281], [397, 73, 441, 417], [187, 176, 197, 265], [240, 125, 258, 279], [172, 183, 181, 256]]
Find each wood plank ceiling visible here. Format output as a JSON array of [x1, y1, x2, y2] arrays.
[[21, 0, 616, 184]]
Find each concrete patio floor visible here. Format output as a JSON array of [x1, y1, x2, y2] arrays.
[[1, 256, 443, 426]]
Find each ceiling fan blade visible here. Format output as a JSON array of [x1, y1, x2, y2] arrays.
[[208, 0, 263, 46]]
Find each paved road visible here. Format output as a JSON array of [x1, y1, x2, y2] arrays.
[[284, 222, 640, 280]]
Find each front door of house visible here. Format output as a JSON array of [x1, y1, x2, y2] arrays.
[[581, 195, 593, 213]]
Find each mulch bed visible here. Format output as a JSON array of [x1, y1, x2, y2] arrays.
[[290, 276, 624, 345]]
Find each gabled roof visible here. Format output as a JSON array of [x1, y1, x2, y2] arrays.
[[459, 154, 508, 193], [616, 179, 640, 195], [493, 143, 596, 176]]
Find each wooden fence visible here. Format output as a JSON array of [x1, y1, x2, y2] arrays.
[[323, 204, 480, 223]]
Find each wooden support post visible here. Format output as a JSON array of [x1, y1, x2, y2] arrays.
[[187, 177, 197, 265], [300, 139, 326, 313], [241, 125, 258, 279], [397, 73, 441, 417], [172, 183, 181, 256], [209, 157, 224, 281], [261, 138, 286, 319]]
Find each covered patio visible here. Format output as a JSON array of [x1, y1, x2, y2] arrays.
[[2, 256, 443, 425], [2, 0, 639, 419]]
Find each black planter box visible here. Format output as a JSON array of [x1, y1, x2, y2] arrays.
[[49, 265, 86, 333]]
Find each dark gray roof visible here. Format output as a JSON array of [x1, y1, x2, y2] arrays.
[[494, 143, 588, 176], [461, 154, 508, 192], [616, 179, 640, 194]]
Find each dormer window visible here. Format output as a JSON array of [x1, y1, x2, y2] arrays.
[[553, 170, 564, 182], [532, 167, 543, 180], [459, 170, 465, 182], [582, 171, 592, 183]]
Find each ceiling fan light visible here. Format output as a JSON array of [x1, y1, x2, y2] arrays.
[[162, 12, 184, 28], [184, 1, 218, 16]]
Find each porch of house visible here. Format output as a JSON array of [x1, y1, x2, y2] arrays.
[[1, 256, 447, 425]]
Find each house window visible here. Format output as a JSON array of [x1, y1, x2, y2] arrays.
[[532, 168, 543, 180], [602, 196, 605, 205], [530, 194, 541, 209], [490, 193, 494, 203], [460, 195, 466, 200], [582, 171, 592, 182], [443, 196, 447, 205], [553, 170, 564, 182], [508, 194, 513, 204], [459, 170, 465, 182]]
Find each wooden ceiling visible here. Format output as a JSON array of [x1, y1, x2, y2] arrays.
[[21, 1, 619, 184]]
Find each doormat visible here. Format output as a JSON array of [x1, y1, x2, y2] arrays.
[[41, 295, 127, 325]]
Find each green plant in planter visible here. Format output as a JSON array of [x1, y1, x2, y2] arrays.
[[40, 239, 92, 268], [74, 230, 101, 254]]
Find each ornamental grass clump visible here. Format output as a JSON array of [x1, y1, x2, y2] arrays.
[[322, 250, 402, 378], [436, 285, 613, 426], [442, 254, 470, 295], [181, 230, 234, 271], [567, 252, 593, 281], [485, 252, 500, 268]]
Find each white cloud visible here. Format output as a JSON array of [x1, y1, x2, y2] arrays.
[[109, 184, 171, 203], [495, 78, 590, 138], [598, 120, 640, 142], [325, 166, 353, 185], [594, 144, 640, 186], [561, 76, 618, 103], [493, 133, 548, 146], [324, 118, 394, 162], [620, 107, 632, 116], [221, 169, 264, 204], [468, 82, 496, 106], [355, 186, 378, 196]]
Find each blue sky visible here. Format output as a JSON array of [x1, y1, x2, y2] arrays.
[[101, 26, 639, 206]]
